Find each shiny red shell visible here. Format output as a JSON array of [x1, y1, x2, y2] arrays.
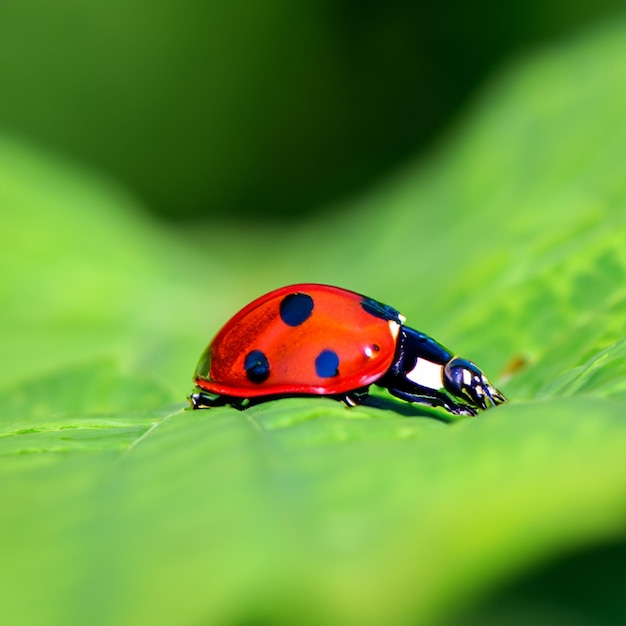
[[194, 284, 403, 398]]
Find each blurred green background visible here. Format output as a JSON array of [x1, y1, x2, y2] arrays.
[[1, 3, 626, 626], [0, 0, 621, 220]]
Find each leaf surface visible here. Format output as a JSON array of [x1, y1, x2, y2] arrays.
[[1, 17, 626, 626]]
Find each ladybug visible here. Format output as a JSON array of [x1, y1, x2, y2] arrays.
[[189, 284, 506, 416]]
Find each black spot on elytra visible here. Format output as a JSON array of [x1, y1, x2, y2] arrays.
[[361, 297, 403, 323], [244, 350, 270, 383], [279, 292, 314, 327], [315, 349, 339, 378]]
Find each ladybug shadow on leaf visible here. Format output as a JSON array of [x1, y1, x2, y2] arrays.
[[357, 393, 457, 423], [187, 389, 457, 423]]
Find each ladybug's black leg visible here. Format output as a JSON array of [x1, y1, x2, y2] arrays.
[[189, 392, 253, 411], [188, 391, 230, 410], [341, 394, 359, 408], [338, 388, 370, 408], [387, 388, 478, 417]]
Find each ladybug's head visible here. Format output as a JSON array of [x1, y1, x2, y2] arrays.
[[443, 358, 507, 410]]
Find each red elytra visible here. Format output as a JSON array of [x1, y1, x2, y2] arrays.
[[193, 284, 402, 398]]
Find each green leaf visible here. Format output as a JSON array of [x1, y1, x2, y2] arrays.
[[1, 17, 626, 626], [0, 360, 177, 457]]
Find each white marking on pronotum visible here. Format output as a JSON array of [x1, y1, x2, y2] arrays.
[[406, 358, 444, 390], [364, 346, 374, 358], [388, 320, 401, 341]]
